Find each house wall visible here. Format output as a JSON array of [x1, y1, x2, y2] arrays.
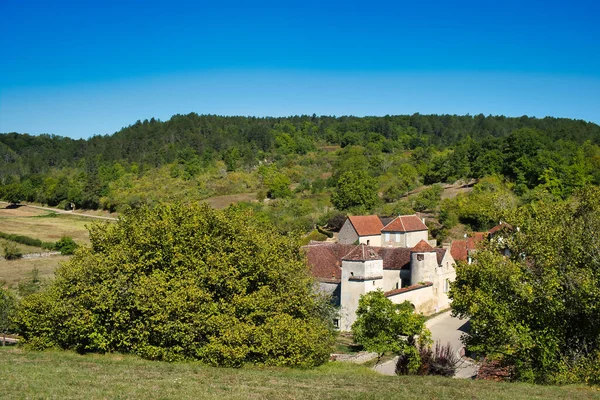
[[340, 259, 384, 331], [430, 251, 456, 311], [358, 235, 381, 246], [387, 285, 437, 315], [338, 220, 359, 244], [381, 230, 428, 248], [317, 282, 341, 307], [383, 269, 401, 292], [410, 251, 438, 285]]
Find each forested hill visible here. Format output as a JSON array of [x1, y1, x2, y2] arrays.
[[2, 114, 600, 174], [2, 113, 600, 234]]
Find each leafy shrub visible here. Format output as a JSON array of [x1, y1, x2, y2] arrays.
[[54, 236, 78, 255], [17, 203, 335, 367], [2, 242, 22, 260], [0, 231, 54, 250]]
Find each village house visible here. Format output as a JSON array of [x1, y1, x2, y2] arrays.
[[304, 215, 456, 331]]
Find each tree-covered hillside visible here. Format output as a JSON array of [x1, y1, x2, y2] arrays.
[[1, 113, 600, 235]]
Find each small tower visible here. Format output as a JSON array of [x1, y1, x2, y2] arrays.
[[339, 244, 383, 331], [410, 240, 437, 286]]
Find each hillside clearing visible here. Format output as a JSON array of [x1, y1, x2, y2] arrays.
[[0, 256, 68, 289], [0, 349, 598, 400]]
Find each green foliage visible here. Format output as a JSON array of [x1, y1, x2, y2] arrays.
[[54, 236, 78, 255], [300, 230, 328, 246], [351, 290, 430, 370], [17, 267, 42, 297], [0, 288, 17, 344], [331, 171, 379, 212], [17, 203, 335, 367], [412, 184, 443, 212], [451, 187, 600, 383], [0, 231, 55, 250], [2, 242, 22, 260]]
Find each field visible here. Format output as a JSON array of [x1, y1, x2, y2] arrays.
[[0, 348, 598, 400], [0, 256, 70, 289]]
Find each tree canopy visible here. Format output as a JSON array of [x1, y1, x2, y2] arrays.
[[17, 203, 335, 367], [451, 187, 600, 384]]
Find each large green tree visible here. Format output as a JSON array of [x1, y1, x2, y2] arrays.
[[17, 203, 335, 367], [331, 170, 379, 212], [451, 187, 600, 383]]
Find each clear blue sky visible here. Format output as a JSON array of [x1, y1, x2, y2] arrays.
[[1, 0, 599, 139]]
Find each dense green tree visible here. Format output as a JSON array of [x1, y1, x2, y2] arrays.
[[17, 203, 335, 366], [352, 290, 430, 371], [451, 187, 600, 384], [331, 170, 379, 212]]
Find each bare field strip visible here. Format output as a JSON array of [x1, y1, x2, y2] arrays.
[[0, 213, 99, 245], [0, 256, 69, 288], [202, 192, 257, 209]]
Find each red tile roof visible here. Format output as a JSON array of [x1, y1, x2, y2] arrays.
[[382, 215, 428, 233], [384, 282, 433, 297], [450, 232, 487, 261], [488, 222, 513, 235], [411, 240, 435, 252], [302, 243, 355, 283], [342, 244, 382, 261], [303, 243, 419, 279], [347, 216, 384, 236]]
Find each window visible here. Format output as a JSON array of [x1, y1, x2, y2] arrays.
[[395, 282, 399, 289], [366, 240, 370, 245], [395, 233, 400, 242], [372, 281, 375, 286], [333, 319, 339, 329], [384, 233, 390, 242], [417, 254, 424, 261], [350, 272, 354, 277], [444, 279, 450, 293]]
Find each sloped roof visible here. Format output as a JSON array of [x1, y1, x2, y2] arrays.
[[347, 216, 384, 236], [342, 244, 382, 261], [412, 240, 435, 252], [435, 248, 447, 265], [302, 243, 354, 283], [382, 215, 428, 233], [303, 243, 416, 278], [450, 232, 487, 261], [488, 222, 513, 235], [384, 282, 433, 297]]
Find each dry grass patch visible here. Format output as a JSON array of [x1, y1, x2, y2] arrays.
[[0, 204, 49, 217], [202, 193, 257, 209], [0, 214, 94, 245], [0, 256, 68, 289]]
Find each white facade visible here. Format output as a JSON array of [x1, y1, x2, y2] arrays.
[[381, 230, 428, 248], [339, 259, 384, 331]]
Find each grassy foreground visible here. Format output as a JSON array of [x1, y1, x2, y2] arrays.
[[1, 348, 599, 400]]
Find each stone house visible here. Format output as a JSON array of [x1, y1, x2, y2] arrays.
[[338, 215, 385, 246], [381, 214, 430, 248], [304, 236, 456, 331]]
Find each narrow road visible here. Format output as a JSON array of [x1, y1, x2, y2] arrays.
[[373, 310, 478, 378]]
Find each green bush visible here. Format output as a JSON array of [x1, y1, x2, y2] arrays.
[[0, 231, 54, 250], [17, 203, 336, 367], [2, 242, 22, 260], [54, 236, 78, 255]]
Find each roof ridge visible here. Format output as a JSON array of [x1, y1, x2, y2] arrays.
[[399, 215, 406, 232]]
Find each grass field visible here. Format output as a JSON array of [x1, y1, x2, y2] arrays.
[[0, 207, 96, 245], [0, 348, 598, 400], [0, 238, 45, 255], [0, 256, 69, 289]]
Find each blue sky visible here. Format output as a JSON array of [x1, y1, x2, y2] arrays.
[[1, 0, 599, 139]]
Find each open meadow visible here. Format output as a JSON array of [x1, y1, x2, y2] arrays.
[[0, 348, 598, 400]]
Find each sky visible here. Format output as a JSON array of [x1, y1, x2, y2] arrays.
[[1, 0, 599, 139]]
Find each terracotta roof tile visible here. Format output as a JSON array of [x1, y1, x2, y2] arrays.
[[348, 216, 384, 236], [342, 244, 382, 261], [450, 232, 487, 261], [301, 243, 355, 283], [411, 240, 435, 252], [382, 215, 428, 233], [377, 247, 412, 270]]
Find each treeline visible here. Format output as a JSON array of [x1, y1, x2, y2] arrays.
[[1, 113, 600, 221]]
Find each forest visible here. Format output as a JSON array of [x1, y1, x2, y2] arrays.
[[1, 113, 600, 240]]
